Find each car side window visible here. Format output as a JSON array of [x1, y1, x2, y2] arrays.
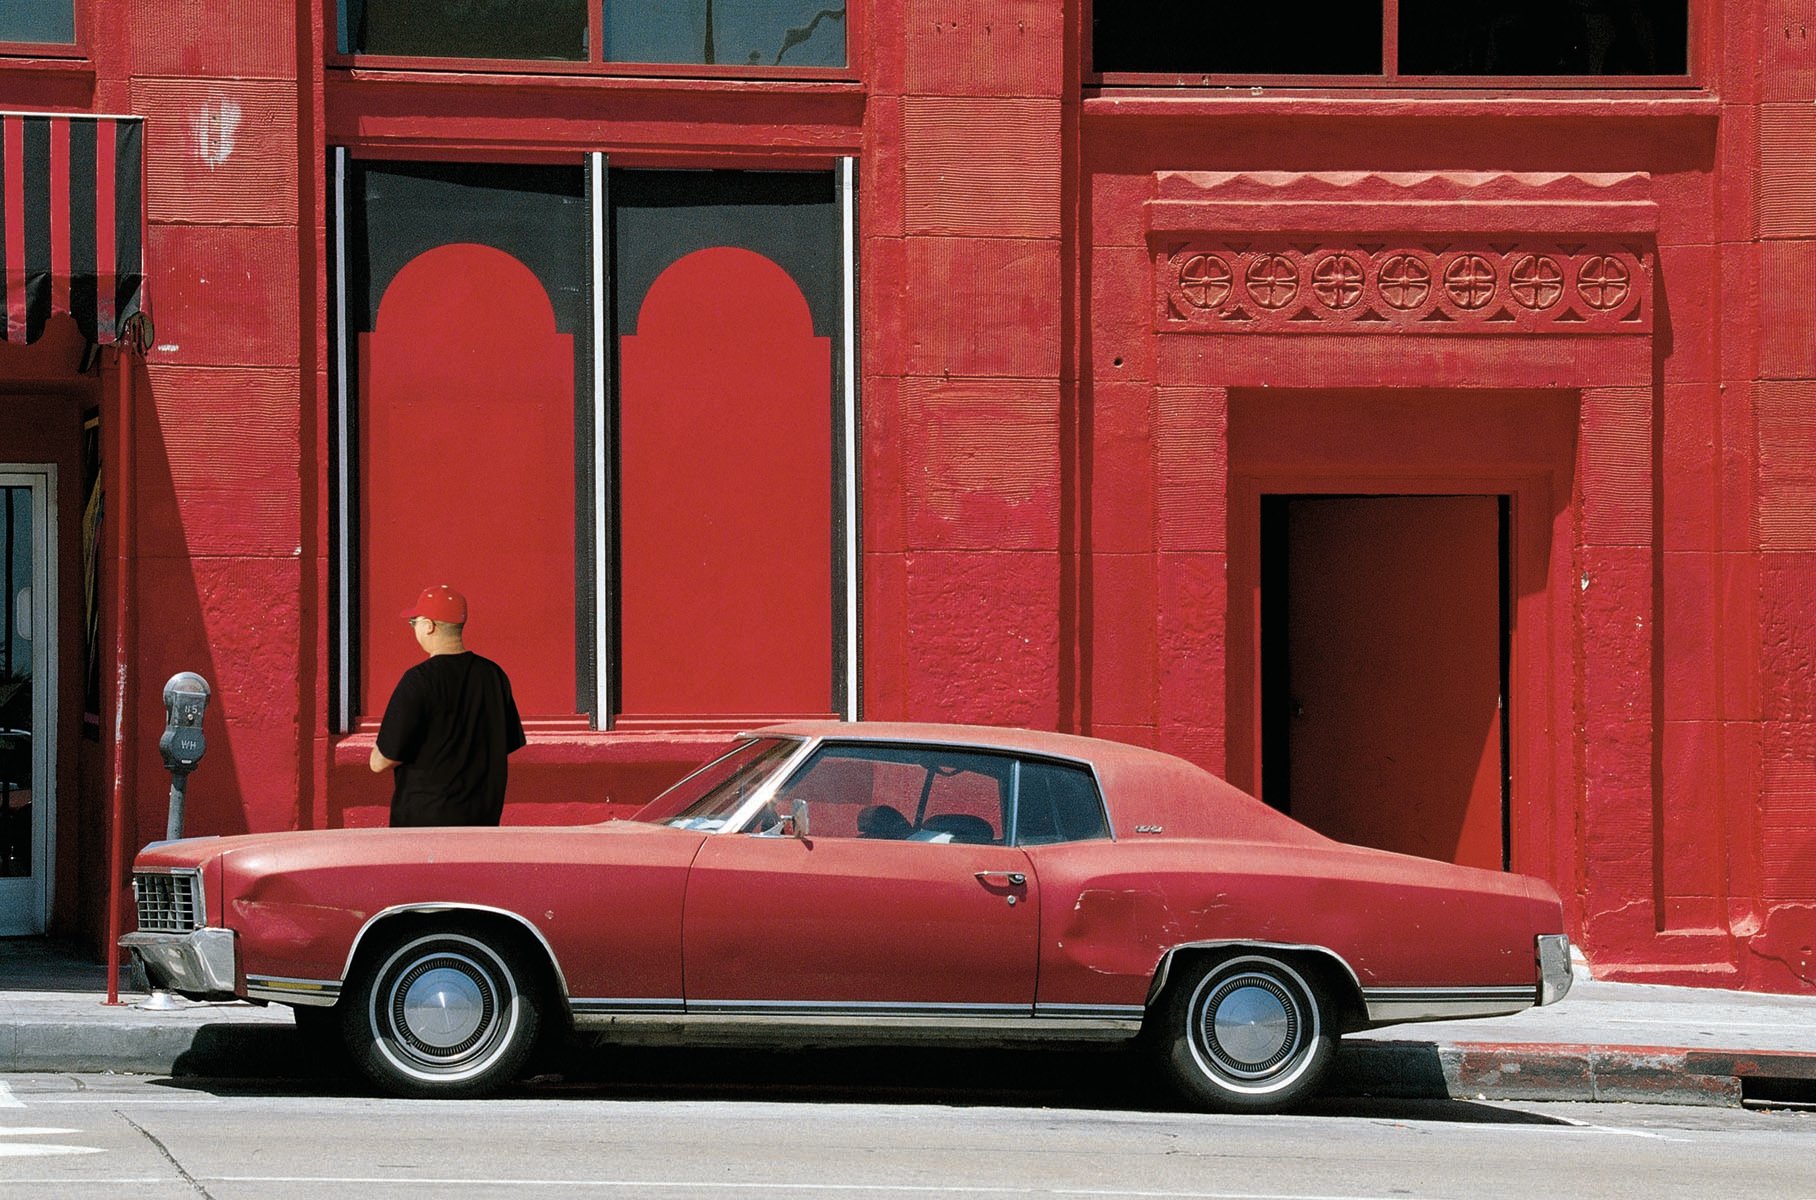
[[1014, 760, 1111, 846], [772, 744, 1009, 843]]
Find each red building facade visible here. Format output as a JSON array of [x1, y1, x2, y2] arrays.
[[1, 2, 1812, 994]]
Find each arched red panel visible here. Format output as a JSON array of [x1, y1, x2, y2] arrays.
[[359, 242, 576, 720], [618, 245, 833, 720]]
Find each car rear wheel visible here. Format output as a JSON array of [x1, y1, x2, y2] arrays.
[[343, 924, 543, 1098], [1157, 953, 1334, 1112]]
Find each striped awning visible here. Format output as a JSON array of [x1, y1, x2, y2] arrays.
[[0, 113, 144, 346]]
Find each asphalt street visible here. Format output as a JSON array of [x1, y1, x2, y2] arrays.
[[3, 1073, 1814, 1200]]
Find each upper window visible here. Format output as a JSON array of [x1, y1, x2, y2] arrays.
[[1095, 0, 1689, 82], [339, 0, 846, 68], [0, 2, 75, 46]]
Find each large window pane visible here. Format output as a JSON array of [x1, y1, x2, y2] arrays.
[[612, 169, 841, 722], [0, 2, 74, 44], [606, 0, 846, 67], [1399, 0, 1688, 75], [343, 0, 587, 60], [1094, 1, 1382, 75], [346, 161, 589, 720]]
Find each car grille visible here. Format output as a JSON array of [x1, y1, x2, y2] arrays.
[[133, 871, 204, 932]]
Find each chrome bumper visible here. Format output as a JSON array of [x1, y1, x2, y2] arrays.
[[119, 927, 239, 999], [1537, 933, 1574, 1006]]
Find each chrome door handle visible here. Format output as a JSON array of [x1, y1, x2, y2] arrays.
[[975, 871, 1026, 886]]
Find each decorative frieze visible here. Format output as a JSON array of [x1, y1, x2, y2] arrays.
[[1146, 171, 1656, 337], [1160, 240, 1650, 333]]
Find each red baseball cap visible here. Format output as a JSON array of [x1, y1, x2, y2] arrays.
[[400, 584, 467, 624]]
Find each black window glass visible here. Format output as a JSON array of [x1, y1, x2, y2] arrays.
[[343, 0, 588, 60], [0, 2, 74, 43], [1015, 761, 1110, 846], [1094, 2, 1383, 75], [606, 0, 846, 67], [610, 169, 839, 342], [347, 161, 589, 349], [1399, 0, 1688, 75]]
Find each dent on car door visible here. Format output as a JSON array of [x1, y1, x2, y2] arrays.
[[680, 743, 1041, 1014]]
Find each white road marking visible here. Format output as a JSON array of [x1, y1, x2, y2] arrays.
[[0, 1082, 23, 1108], [0, 1127, 104, 1158], [1547, 1114, 1678, 1140], [206, 1182, 1498, 1199]]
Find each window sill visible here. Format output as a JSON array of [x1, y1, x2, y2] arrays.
[[332, 726, 744, 769], [332, 65, 861, 94], [1083, 90, 1720, 122], [0, 54, 93, 88]]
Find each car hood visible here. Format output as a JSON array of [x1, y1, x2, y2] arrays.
[[131, 818, 686, 874]]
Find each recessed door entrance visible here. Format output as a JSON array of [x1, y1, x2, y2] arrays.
[[1260, 495, 1507, 870], [0, 469, 53, 934]]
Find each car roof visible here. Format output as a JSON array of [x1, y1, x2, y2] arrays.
[[748, 721, 1323, 843], [751, 720, 1124, 765]]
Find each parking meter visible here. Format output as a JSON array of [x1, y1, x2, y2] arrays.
[[158, 672, 210, 840]]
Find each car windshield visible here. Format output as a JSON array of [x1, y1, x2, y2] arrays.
[[637, 737, 802, 831]]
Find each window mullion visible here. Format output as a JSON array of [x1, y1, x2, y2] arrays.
[[1383, 0, 1399, 79]]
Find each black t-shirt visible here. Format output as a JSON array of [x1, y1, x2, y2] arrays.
[[376, 651, 527, 827]]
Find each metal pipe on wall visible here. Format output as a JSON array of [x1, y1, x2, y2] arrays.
[[103, 350, 135, 1006]]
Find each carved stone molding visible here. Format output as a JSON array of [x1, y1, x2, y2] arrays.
[[1160, 239, 1651, 333], [1147, 172, 1656, 336]]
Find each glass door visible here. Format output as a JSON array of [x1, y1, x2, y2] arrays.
[[0, 470, 53, 935]]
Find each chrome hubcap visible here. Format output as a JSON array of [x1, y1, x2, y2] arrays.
[[401, 965, 486, 1050], [383, 950, 501, 1066], [1210, 981, 1293, 1069]]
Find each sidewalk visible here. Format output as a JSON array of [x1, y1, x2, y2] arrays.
[[4, 936, 1814, 1107]]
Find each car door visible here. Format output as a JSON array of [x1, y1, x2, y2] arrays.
[[681, 743, 1040, 1014]]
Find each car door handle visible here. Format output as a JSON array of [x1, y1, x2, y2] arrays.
[[975, 871, 1026, 886]]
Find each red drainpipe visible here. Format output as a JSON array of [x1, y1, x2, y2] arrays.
[[103, 347, 137, 1006]]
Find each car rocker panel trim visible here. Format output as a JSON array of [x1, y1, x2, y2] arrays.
[[1359, 985, 1538, 1023], [246, 974, 344, 1006]]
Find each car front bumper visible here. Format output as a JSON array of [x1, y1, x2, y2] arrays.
[[1537, 933, 1574, 1006], [119, 927, 239, 1000]]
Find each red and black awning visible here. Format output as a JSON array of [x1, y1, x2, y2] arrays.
[[0, 113, 144, 347]]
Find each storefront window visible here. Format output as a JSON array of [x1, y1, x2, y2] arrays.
[[0, 2, 75, 45], [340, 161, 589, 722], [332, 158, 852, 730], [1095, 0, 1689, 79]]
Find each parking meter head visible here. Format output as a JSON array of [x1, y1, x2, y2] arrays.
[[159, 672, 211, 773]]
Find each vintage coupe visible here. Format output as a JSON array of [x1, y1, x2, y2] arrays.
[[124, 722, 1573, 1110]]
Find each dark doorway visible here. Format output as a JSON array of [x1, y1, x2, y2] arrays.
[[1260, 495, 1510, 870]]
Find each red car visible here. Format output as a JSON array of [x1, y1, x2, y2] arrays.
[[123, 722, 1572, 1110]]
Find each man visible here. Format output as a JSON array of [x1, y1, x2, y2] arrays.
[[369, 584, 527, 826]]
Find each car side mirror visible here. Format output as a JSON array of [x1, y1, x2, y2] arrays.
[[780, 797, 810, 840]]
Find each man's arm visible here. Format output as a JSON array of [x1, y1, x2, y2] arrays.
[[372, 668, 421, 773]]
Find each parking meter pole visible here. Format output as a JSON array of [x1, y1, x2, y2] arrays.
[[165, 772, 189, 842]]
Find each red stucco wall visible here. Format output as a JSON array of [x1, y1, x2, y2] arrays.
[[2, 1, 1811, 992]]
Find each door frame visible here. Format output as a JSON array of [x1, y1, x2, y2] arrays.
[[0, 464, 57, 935], [1229, 468, 1557, 878]]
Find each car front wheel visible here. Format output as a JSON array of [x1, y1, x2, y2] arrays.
[[344, 924, 543, 1098], [1157, 953, 1334, 1112]]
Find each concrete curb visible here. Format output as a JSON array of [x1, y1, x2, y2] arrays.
[[0, 1008, 294, 1077], [1332, 1040, 1816, 1108]]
